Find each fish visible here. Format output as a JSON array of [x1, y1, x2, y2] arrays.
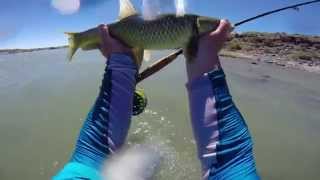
[[65, 0, 221, 63]]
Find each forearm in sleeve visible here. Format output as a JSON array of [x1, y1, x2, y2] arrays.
[[187, 68, 260, 180], [54, 54, 137, 179]]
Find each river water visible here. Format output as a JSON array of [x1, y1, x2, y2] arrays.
[[0, 49, 319, 179]]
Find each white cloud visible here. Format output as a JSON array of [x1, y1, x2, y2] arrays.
[[51, 0, 80, 15]]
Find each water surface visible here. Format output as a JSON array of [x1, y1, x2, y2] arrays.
[[0, 49, 319, 179]]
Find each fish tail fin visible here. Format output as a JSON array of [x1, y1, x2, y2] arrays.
[[65, 32, 80, 61]]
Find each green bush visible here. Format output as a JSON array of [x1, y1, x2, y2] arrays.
[[299, 54, 312, 61], [263, 40, 275, 47], [228, 41, 242, 51], [292, 51, 313, 61], [264, 48, 273, 54]]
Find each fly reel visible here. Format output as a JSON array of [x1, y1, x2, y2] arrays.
[[132, 88, 148, 116]]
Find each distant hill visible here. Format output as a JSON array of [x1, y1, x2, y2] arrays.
[[1, 32, 319, 72], [0, 46, 68, 55]]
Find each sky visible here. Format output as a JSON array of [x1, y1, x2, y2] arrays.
[[0, 0, 320, 49]]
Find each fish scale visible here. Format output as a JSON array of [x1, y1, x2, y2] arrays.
[[108, 14, 196, 49]]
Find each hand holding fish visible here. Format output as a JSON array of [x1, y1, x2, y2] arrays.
[[186, 19, 233, 82], [98, 25, 136, 65]]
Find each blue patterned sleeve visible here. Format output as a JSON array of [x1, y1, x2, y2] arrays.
[[186, 68, 260, 180], [53, 54, 137, 180]]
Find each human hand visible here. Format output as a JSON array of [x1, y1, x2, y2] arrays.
[[186, 20, 233, 81], [98, 24, 135, 64]]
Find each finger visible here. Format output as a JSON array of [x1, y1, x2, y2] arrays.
[[98, 24, 110, 48], [216, 19, 232, 34]]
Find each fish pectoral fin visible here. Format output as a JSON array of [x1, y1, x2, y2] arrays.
[[184, 36, 199, 62], [132, 48, 144, 68], [119, 0, 139, 20], [143, 50, 152, 62]]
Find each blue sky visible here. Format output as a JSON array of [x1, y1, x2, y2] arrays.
[[0, 0, 320, 49]]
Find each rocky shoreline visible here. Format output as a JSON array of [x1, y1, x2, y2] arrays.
[[222, 32, 320, 73], [220, 51, 320, 74]]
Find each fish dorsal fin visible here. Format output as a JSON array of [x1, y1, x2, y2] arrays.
[[119, 0, 138, 20], [142, 0, 186, 20], [142, 0, 160, 20], [175, 0, 186, 17]]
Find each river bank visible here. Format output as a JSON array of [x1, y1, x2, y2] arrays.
[[222, 32, 320, 73]]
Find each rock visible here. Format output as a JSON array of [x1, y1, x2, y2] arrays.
[[262, 75, 271, 79], [266, 60, 274, 64], [276, 62, 286, 67], [53, 161, 59, 168]]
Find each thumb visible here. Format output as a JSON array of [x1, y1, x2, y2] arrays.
[[210, 19, 232, 41]]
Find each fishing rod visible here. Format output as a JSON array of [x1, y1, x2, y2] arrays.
[[137, 0, 320, 83], [234, 0, 320, 27], [137, 50, 183, 83]]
